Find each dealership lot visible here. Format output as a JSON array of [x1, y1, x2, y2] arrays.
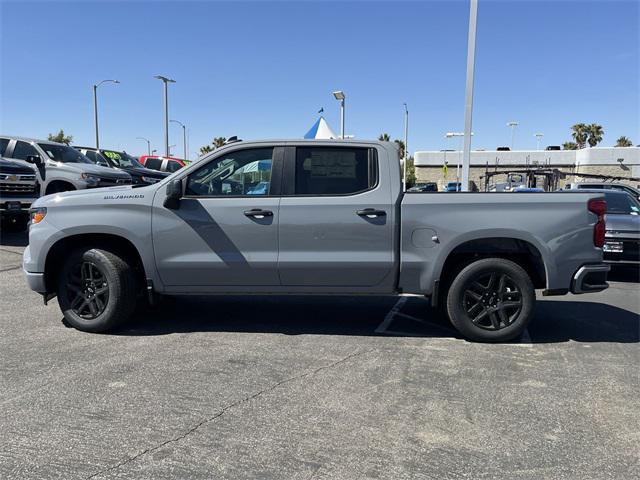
[[0, 229, 638, 480]]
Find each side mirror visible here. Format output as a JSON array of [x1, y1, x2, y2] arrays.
[[26, 154, 43, 166], [163, 179, 183, 209]]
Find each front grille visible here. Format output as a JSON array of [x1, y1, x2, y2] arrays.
[[0, 174, 36, 182], [0, 182, 37, 195]]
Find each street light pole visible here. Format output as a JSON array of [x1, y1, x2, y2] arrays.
[[170, 120, 187, 160], [93, 79, 119, 149], [535, 133, 544, 151], [403, 103, 409, 191], [507, 121, 519, 150], [333, 91, 346, 139], [154, 75, 176, 157], [461, 0, 478, 192], [136, 137, 151, 155]]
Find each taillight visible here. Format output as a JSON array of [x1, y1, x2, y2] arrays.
[[588, 198, 606, 248]]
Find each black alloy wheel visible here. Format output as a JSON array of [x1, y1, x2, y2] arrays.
[[463, 272, 522, 331], [65, 261, 110, 319]]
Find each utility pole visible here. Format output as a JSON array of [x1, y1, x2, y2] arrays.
[[92, 79, 119, 149], [403, 103, 409, 191], [507, 121, 519, 150], [136, 137, 151, 155], [461, 0, 478, 192], [170, 119, 187, 160], [154, 75, 176, 156]]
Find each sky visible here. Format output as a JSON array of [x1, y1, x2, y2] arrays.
[[0, 0, 638, 158]]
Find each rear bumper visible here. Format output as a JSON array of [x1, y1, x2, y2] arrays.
[[570, 264, 610, 294]]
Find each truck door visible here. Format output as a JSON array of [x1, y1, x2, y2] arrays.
[[152, 146, 282, 288], [277, 145, 396, 290]]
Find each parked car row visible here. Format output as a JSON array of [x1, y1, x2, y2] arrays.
[[0, 134, 191, 229]]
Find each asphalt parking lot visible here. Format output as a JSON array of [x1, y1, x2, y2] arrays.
[[1, 228, 638, 480]]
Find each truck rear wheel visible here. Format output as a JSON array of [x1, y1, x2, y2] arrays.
[[445, 258, 535, 342], [57, 248, 137, 333]]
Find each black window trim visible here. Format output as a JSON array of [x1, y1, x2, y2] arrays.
[[281, 145, 379, 198], [181, 146, 284, 199]]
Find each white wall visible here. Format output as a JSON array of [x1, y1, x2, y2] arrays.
[[414, 147, 640, 168]]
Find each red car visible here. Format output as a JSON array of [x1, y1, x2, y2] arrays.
[[139, 155, 189, 173]]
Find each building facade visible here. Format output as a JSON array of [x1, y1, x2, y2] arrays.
[[413, 147, 640, 191]]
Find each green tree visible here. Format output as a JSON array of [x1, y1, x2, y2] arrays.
[[571, 123, 588, 149], [378, 133, 391, 142], [405, 156, 416, 188], [563, 142, 578, 150], [615, 136, 632, 147], [213, 137, 227, 148], [394, 139, 406, 159], [48, 129, 73, 145], [199, 144, 214, 155], [586, 123, 604, 148]]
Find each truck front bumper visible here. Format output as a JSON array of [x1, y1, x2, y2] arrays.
[[24, 269, 46, 293], [570, 264, 610, 294]]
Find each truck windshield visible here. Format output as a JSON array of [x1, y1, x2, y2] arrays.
[[39, 144, 92, 164], [103, 150, 144, 168], [604, 192, 640, 215]]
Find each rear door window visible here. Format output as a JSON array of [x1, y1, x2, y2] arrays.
[[145, 158, 163, 170], [294, 147, 376, 195]]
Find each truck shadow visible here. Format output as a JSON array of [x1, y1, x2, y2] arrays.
[[113, 296, 639, 344]]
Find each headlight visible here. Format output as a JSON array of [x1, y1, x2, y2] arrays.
[[29, 207, 47, 224], [140, 176, 160, 184], [80, 173, 100, 184]]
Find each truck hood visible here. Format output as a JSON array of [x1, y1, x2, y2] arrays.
[[64, 162, 131, 179], [0, 157, 37, 174], [125, 166, 170, 178], [33, 184, 154, 207], [605, 213, 640, 233]]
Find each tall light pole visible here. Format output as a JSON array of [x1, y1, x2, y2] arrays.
[[136, 136, 151, 155], [461, 0, 478, 192], [93, 79, 119, 149], [447, 132, 473, 185], [507, 121, 519, 150], [333, 90, 345, 139], [154, 75, 176, 156], [403, 103, 409, 191], [170, 119, 187, 160], [535, 133, 544, 151]]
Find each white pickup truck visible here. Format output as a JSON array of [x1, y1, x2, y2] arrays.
[[23, 139, 609, 342]]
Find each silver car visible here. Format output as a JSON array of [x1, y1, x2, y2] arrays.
[[0, 136, 131, 194]]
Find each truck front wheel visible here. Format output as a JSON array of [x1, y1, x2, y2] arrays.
[[446, 258, 535, 342], [57, 248, 137, 333]]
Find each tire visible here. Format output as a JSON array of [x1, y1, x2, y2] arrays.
[[445, 258, 535, 342], [57, 248, 137, 333]]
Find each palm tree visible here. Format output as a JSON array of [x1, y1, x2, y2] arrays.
[[571, 123, 588, 149], [562, 142, 578, 150], [213, 137, 227, 148], [394, 139, 406, 159], [199, 145, 213, 155], [586, 123, 604, 148], [615, 136, 633, 147], [378, 133, 391, 142]]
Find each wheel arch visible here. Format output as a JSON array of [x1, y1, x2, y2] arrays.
[[436, 236, 548, 297], [44, 233, 146, 293]]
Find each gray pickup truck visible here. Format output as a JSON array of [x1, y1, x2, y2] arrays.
[[23, 140, 610, 342]]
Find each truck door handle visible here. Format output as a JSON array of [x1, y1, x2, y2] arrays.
[[356, 208, 386, 218], [244, 209, 273, 219]]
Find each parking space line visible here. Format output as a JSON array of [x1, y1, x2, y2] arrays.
[[375, 297, 407, 334]]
